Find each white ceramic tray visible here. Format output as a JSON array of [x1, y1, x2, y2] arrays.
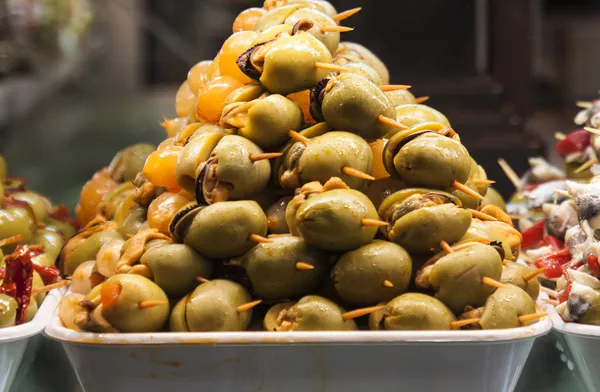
[[46, 309, 551, 392], [0, 288, 63, 392], [550, 304, 600, 392]]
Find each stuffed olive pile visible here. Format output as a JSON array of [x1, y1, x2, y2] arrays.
[[57, 0, 546, 333], [0, 154, 75, 328]]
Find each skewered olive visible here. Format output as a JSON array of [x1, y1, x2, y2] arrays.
[[286, 180, 379, 251], [10, 192, 51, 222], [62, 230, 123, 276], [389, 104, 450, 137], [92, 274, 169, 333], [451, 159, 488, 209], [378, 189, 472, 253], [140, 242, 213, 298], [266, 196, 292, 234], [71, 260, 96, 295], [385, 89, 416, 106], [457, 219, 522, 261], [334, 42, 389, 85], [418, 243, 503, 313], [369, 293, 456, 331], [169, 294, 190, 332], [278, 131, 374, 190], [383, 123, 471, 190], [108, 144, 156, 183], [269, 295, 357, 331], [332, 240, 412, 306], [238, 31, 332, 95], [221, 94, 303, 149], [31, 228, 65, 261], [176, 200, 268, 259], [481, 187, 506, 211], [311, 73, 396, 140], [119, 204, 148, 237], [500, 263, 540, 300], [237, 235, 327, 299], [174, 279, 253, 332], [263, 301, 294, 331], [176, 131, 227, 194], [263, 0, 337, 19], [97, 182, 136, 220], [478, 285, 536, 329], [45, 217, 76, 240], [0, 206, 35, 250], [0, 294, 17, 328]]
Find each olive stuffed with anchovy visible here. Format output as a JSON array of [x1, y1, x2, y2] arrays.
[[500, 262, 540, 301], [265, 295, 357, 331], [369, 293, 456, 331], [334, 41, 389, 85]]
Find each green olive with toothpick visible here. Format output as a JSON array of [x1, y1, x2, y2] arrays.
[[60, 229, 123, 276], [31, 228, 65, 261], [263, 0, 338, 19], [108, 143, 156, 183], [332, 240, 412, 306], [0, 206, 37, 251], [387, 104, 450, 138], [269, 295, 357, 331], [472, 285, 537, 329], [500, 263, 540, 301], [97, 182, 136, 221], [236, 235, 328, 299], [0, 294, 17, 328], [482, 187, 506, 212], [457, 219, 522, 261], [451, 159, 489, 209], [377, 188, 472, 254], [369, 293, 456, 331], [10, 192, 51, 222], [385, 89, 416, 106], [334, 41, 389, 85]]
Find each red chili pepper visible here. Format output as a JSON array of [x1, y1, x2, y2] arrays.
[[33, 264, 60, 285], [2, 246, 35, 325], [524, 183, 541, 192], [0, 267, 4, 280], [555, 129, 591, 158], [544, 236, 565, 251], [48, 205, 78, 230], [522, 220, 546, 249], [560, 283, 572, 303], [535, 248, 572, 279], [588, 255, 600, 277]]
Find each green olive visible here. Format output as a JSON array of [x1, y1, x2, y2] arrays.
[[451, 159, 485, 209], [241, 31, 332, 95], [32, 271, 47, 306], [10, 192, 51, 223], [32, 229, 64, 261], [0, 155, 6, 182], [341, 62, 384, 85], [197, 135, 271, 204], [369, 293, 456, 331], [426, 243, 503, 313], [482, 187, 506, 212], [378, 189, 472, 254], [182, 279, 253, 332], [176, 131, 228, 194], [565, 161, 593, 180], [0, 294, 17, 328], [221, 95, 303, 149], [312, 73, 396, 140], [287, 187, 379, 251], [239, 235, 328, 299], [271, 295, 357, 331], [479, 285, 536, 329], [332, 240, 412, 306], [71, 260, 96, 295], [63, 230, 123, 276], [263, 301, 294, 331], [181, 201, 268, 259], [140, 243, 213, 298], [108, 143, 156, 183], [384, 124, 470, 190], [0, 206, 35, 251], [501, 263, 539, 300], [169, 294, 190, 332], [266, 196, 292, 234], [25, 298, 38, 323], [100, 274, 169, 333], [119, 205, 147, 237], [280, 131, 373, 190], [457, 219, 522, 261], [334, 42, 389, 85], [385, 89, 416, 106], [224, 85, 266, 107], [388, 104, 450, 137], [263, 0, 338, 19], [45, 217, 76, 240], [98, 182, 136, 220]]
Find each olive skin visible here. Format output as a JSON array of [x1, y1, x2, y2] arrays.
[[429, 243, 503, 313], [288, 189, 379, 252], [169, 294, 190, 332], [390, 104, 450, 136], [388, 132, 471, 190], [140, 243, 213, 298], [99, 274, 169, 333], [25, 299, 38, 323], [222, 95, 303, 149], [334, 42, 389, 85], [0, 206, 35, 251], [184, 280, 253, 332], [183, 201, 268, 259], [482, 187, 507, 211], [266, 196, 292, 234], [273, 295, 357, 331], [297, 131, 373, 190], [316, 73, 396, 140], [239, 236, 328, 299], [332, 240, 412, 306], [63, 230, 123, 276], [263, 301, 294, 331], [385, 89, 416, 106], [31, 228, 65, 260], [369, 293, 456, 331], [10, 192, 51, 222], [0, 294, 17, 328], [258, 32, 332, 95], [176, 131, 227, 194], [452, 159, 487, 209], [108, 143, 156, 183], [45, 217, 76, 240], [71, 260, 96, 295], [479, 285, 536, 329], [501, 263, 540, 300], [458, 219, 522, 261]]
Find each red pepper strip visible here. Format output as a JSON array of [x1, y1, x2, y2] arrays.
[[588, 255, 600, 277], [2, 246, 35, 325], [535, 248, 572, 279], [544, 236, 565, 251], [0, 267, 4, 279], [555, 129, 591, 158], [524, 183, 541, 192], [522, 220, 546, 249], [48, 205, 78, 231], [33, 264, 60, 285], [560, 283, 572, 304]]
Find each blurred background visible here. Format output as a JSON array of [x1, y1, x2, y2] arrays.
[[1, 1, 599, 391]]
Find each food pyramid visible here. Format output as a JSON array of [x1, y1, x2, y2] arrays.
[[56, 0, 547, 333]]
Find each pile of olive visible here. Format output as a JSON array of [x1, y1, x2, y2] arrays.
[[58, 0, 546, 333], [0, 155, 76, 328]]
